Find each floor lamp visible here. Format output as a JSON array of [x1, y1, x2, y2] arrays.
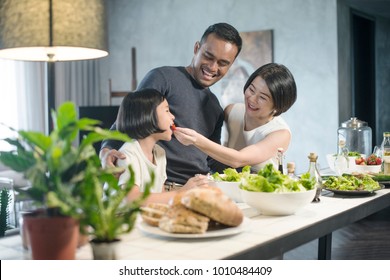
[[0, 0, 108, 134]]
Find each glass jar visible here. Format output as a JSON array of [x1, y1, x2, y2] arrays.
[[337, 117, 372, 156]]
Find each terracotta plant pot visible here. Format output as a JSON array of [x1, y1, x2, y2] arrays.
[[23, 211, 79, 260], [90, 239, 120, 260]]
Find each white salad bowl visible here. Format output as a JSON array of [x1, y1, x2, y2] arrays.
[[239, 188, 316, 216], [208, 180, 243, 203]]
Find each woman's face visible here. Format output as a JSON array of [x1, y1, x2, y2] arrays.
[[244, 76, 275, 120], [156, 99, 175, 141]]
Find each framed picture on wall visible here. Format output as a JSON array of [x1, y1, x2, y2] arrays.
[[212, 29, 273, 109]]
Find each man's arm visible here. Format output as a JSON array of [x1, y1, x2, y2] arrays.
[[99, 123, 126, 169]]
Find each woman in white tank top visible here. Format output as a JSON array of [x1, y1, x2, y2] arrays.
[[174, 63, 297, 172]]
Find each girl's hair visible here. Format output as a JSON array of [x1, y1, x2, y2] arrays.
[[116, 88, 165, 139], [243, 63, 297, 116]]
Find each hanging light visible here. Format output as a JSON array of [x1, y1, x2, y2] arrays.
[[0, 0, 108, 133], [0, 0, 108, 62]]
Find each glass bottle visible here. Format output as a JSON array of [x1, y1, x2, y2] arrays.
[[287, 162, 299, 181], [307, 152, 323, 203], [334, 139, 349, 176], [277, 148, 284, 174], [381, 132, 390, 174]]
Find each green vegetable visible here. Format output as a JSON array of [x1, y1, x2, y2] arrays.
[[323, 174, 381, 192], [372, 174, 390, 181], [239, 163, 315, 193], [212, 165, 251, 182], [348, 151, 361, 157]]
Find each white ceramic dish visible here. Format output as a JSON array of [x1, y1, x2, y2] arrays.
[[240, 188, 316, 216], [137, 217, 250, 239], [208, 180, 243, 203], [326, 153, 364, 174], [354, 164, 381, 174]]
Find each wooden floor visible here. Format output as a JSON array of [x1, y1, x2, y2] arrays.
[[284, 206, 390, 260]]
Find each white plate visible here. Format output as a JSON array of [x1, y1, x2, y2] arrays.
[[137, 217, 250, 239]]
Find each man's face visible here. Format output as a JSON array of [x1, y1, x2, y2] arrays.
[[190, 33, 239, 88]]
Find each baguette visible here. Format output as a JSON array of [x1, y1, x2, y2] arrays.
[[158, 204, 210, 234], [140, 203, 169, 227], [181, 187, 243, 227]]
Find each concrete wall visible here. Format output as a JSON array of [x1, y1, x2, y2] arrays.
[[101, 0, 340, 173]]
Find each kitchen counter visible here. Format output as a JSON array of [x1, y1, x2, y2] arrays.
[[1, 188, 390, 260]]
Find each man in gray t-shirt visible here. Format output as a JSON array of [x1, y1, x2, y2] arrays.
[[100, 23, 242, 185]]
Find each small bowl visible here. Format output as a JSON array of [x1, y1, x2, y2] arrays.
[[326, 153, 364, 174], [354, 164, 381, 174], [239, 188, 316, 216], [208, 181, 243, 203]]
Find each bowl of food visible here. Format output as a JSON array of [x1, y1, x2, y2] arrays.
[[208, 180, 243, 203], [354, 164, 381, 174], [326, 153, 364, 174], [238, 164, 317, 216], [354, 154, 382, 174], [209, 166, 252, 203], [240, 188, 316, 216]]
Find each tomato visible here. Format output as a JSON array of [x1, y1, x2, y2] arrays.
[[366, 154, 381, 165], [355, 157, 365, 165], [171, 124, 177, 131]]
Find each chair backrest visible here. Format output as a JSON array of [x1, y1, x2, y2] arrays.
[[109, 79, 130, 106]]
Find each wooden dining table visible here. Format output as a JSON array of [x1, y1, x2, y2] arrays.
[[1, 187, 389, 260]]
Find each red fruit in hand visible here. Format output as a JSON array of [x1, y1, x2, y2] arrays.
[[171, 124, 177, 131]]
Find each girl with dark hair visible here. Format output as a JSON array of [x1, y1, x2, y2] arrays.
[[174, 63, 297, 172], [116, 89, 209, 204]]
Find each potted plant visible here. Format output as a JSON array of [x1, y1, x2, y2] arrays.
[[81, 165, 153, 260], [0, 102, 139, 259], [0, 188, 11, 237]]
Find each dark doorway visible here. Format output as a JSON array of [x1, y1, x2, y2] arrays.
[[351, 12, 376, 148]]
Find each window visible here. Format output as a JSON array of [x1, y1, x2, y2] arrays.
[[0, 59, 19, 151]]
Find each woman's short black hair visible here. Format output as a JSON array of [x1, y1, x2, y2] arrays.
[[116, 88, 165, 139], [243, 63, 297, 116]]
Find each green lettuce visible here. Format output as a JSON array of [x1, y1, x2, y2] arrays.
[[239, 163, 315, 193]]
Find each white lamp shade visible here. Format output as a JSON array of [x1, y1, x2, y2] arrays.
[[0, 0, 108, 61]]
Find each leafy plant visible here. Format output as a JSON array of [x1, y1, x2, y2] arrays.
[[0, 102, 132, 219], [0, 189, 11, 237], [80, 165, 153, 242]]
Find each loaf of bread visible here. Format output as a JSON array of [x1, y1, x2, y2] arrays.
[[140, 203, 170, 227], [158, 204, 210, 234], [181, 187, 243, 227]]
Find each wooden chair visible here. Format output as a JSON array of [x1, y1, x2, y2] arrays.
[[108, 79, 130, 105], [108, 47, 137, 105]]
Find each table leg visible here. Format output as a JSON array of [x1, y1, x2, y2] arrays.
[[318, 233, 332, 259]]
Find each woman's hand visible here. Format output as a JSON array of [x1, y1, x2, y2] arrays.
[[173, 127, 198, 146]]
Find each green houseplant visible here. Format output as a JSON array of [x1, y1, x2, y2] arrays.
[[0, 102, 150, 259], [81, 165, 153, 259], [0, 188, 11, 237]]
